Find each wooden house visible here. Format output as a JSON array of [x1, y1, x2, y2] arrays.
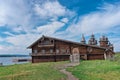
[[27, 35, 115, 63]]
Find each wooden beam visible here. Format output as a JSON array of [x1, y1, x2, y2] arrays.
[[53, 40, 56, 62]]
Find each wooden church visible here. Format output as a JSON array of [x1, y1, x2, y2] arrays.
[[27, 34, 115, 63]]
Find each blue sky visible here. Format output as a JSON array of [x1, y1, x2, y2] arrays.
[[0, 0, 120, 54]]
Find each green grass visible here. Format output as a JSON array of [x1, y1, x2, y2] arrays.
[[67, 60, 120, 80], [1, 53, 120, 80], [0, 62, 67, 80], [114, 52, 120, 62]]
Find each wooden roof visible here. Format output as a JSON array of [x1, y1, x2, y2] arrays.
[[27, 35, 107, 49]]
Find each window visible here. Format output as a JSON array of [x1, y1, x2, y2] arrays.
[[40, 40, 50, 45], [44, 40, 50, 45], [56, 49, 59, 54], [61, 49, 66, 53], [66, 49, 70, 53], [41, 49, 45, 54], [50, 49, 53, 53], [34, 49, 37, 54]]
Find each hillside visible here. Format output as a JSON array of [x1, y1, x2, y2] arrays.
[[0, 62, 67, 80], [67, 55, 120, 80]]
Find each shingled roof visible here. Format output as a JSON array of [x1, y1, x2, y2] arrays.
[[27, 35, 107, 49]]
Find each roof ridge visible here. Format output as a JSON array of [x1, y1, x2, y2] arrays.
[[27, 35, 106, 49]]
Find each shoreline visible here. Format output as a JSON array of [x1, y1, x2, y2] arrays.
[[0, 56, 31, 66]]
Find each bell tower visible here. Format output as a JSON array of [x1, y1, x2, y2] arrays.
[[99, 35, 108, 47]]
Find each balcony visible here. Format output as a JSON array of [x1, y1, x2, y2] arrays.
[[30, 52, 71, 56], [38, 44, 54, 47]]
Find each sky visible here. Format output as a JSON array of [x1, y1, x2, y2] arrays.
[[0, 0, 120, 54]]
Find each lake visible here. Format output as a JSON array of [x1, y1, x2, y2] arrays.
[[0, 56, 31, 66]]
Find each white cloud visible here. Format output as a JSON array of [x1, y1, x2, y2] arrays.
[[0, 17, 67, 54], [0, 1, 120, 54], [3, 32, 15, 36], [0, 0, 74, 32], [0, 0, 74, 54], [0, 46, 3, 50], [0, 45, 29, 54], [0, 17, 68, 54], [0, 0, 30, 26], [36, 21, 65, 35], [0, 0, 35, 34], [5, 34, 39, 47], [61, 18, 69, 23], [34, 1, 74, 20], [12, 26, 25, 33], [66, 3, 120, 35], [0, 37, 4, 42], [109, 37, 120, 52], [55, 3, 120, 51], [0, 33, 41, 54]]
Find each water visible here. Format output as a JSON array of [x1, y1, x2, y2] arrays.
[[0, 56, 31, 66]]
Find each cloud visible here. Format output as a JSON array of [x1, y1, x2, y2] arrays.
[[37, 18, 68, 35], [0, 0, 74, 54], [60, 18, 69, 23], [67, 3, 120, 35], [0, 46, 3, 50], [0, 0, 31, 27], [0, 1, 120, 54], [2, 32, 15, 36], [0, 33, 41, 54], [109, 37, 120, 52], [0, 0, 74, 32], [34, 1, 74, 20], [55, 3, 120, 51], [0, 18, 67, 54], [0, 45, 29, 54]]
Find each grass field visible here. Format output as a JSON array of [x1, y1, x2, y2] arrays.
[[0, 62, 67, 80], [0, 53, 120, 80], [67, 59, 120, 80]]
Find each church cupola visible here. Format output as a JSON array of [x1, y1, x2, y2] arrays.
[[80, 34, 86, 44], [108, 42, 114, 51], [88, 34, 97, 45], [99, 35, 108, 47]]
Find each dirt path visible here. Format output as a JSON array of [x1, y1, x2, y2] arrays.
[[59, 63, 79, 80]]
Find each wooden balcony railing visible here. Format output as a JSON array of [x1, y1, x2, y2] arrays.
[[30, 52, 71, 56], [38, 44, 54, 47]]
